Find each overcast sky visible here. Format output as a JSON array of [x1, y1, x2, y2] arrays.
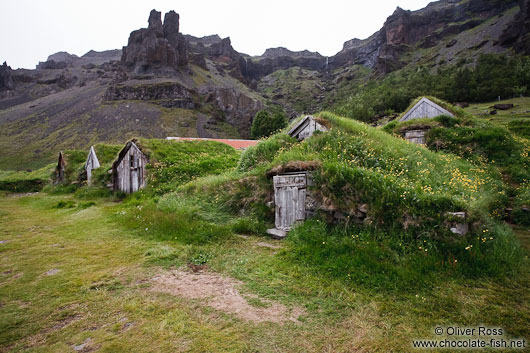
[[0, 0, 434, 69]]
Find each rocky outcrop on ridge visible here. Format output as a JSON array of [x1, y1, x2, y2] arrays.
[[36, 50, 122, 70], [0, 62, 13, 91], [262, 47, 322, 59], [121, 10, 189, 74], [37, 52, 78, 69]]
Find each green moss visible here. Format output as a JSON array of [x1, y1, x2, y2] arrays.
[[182, 111, 507, 228]]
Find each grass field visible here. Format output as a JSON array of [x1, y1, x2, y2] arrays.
[[1, 193, 528, 352], [464, 97, 530, 139]]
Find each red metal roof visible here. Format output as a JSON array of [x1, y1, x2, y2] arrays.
[[166, 137, 259, 150]]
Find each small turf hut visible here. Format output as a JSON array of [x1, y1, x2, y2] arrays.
[[84, 146, 100, 185], [112, 141, 148, 194], [399, 97, 454, 122], [55, 151, 66, 184]]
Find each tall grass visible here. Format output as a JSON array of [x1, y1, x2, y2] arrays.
[[286, 219, 523, 292]]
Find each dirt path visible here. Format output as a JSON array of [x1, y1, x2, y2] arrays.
[[151, 269, 304, 323]]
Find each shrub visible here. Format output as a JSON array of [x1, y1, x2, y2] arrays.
[[0, 179, 46, 193], [230, 217, 267, 235], [53, 200, 76, 208], [250, 110, 287, 139], [77, 201, 96, 209], [238, 133, 296, 172]]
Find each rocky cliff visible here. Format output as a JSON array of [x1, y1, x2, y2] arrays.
[[36, 50, 122, 70], [332, 0, 519, 74], [500, 0, 530, 54]]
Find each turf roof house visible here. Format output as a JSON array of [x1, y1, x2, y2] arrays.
[[398, 97, 454, 144], [267, 115, 329, 239], [111, 141, 148, 194], [84, 146, 100, 185]]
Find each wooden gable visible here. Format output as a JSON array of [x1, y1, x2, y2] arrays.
[[399, 97, 454, 122], [288, 115, 328, 141]]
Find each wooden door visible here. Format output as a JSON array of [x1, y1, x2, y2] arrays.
[[274, 174, 307, 230], [86, 166, 92, 184], [130, 154, 139, 193]]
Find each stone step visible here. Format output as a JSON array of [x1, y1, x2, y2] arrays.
[[266, 228, 287, 239]]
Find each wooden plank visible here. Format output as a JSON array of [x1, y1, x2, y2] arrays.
[[275, 186, 282, 229], [297, 188, 306, 220]]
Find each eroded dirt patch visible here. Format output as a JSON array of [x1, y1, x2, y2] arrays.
[[256, 242, 282, 249], [151, 270, 304, 323]]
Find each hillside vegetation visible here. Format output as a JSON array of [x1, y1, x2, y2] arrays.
[[332, 54, 530, 122], [135, 139, 240, 195]]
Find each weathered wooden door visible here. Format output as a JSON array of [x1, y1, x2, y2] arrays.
[[273, 174, 307, 230], [130, 154, 139, 193]]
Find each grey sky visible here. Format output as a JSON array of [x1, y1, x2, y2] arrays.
[[0, 0, 433, 69]]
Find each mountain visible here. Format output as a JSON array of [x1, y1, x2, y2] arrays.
[[0, 0, 528, 170]]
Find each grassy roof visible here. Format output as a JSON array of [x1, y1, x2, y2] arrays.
[[183, 111, 506, 232], [135, 138, 241, 194], [0, 163, 55, 192]]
